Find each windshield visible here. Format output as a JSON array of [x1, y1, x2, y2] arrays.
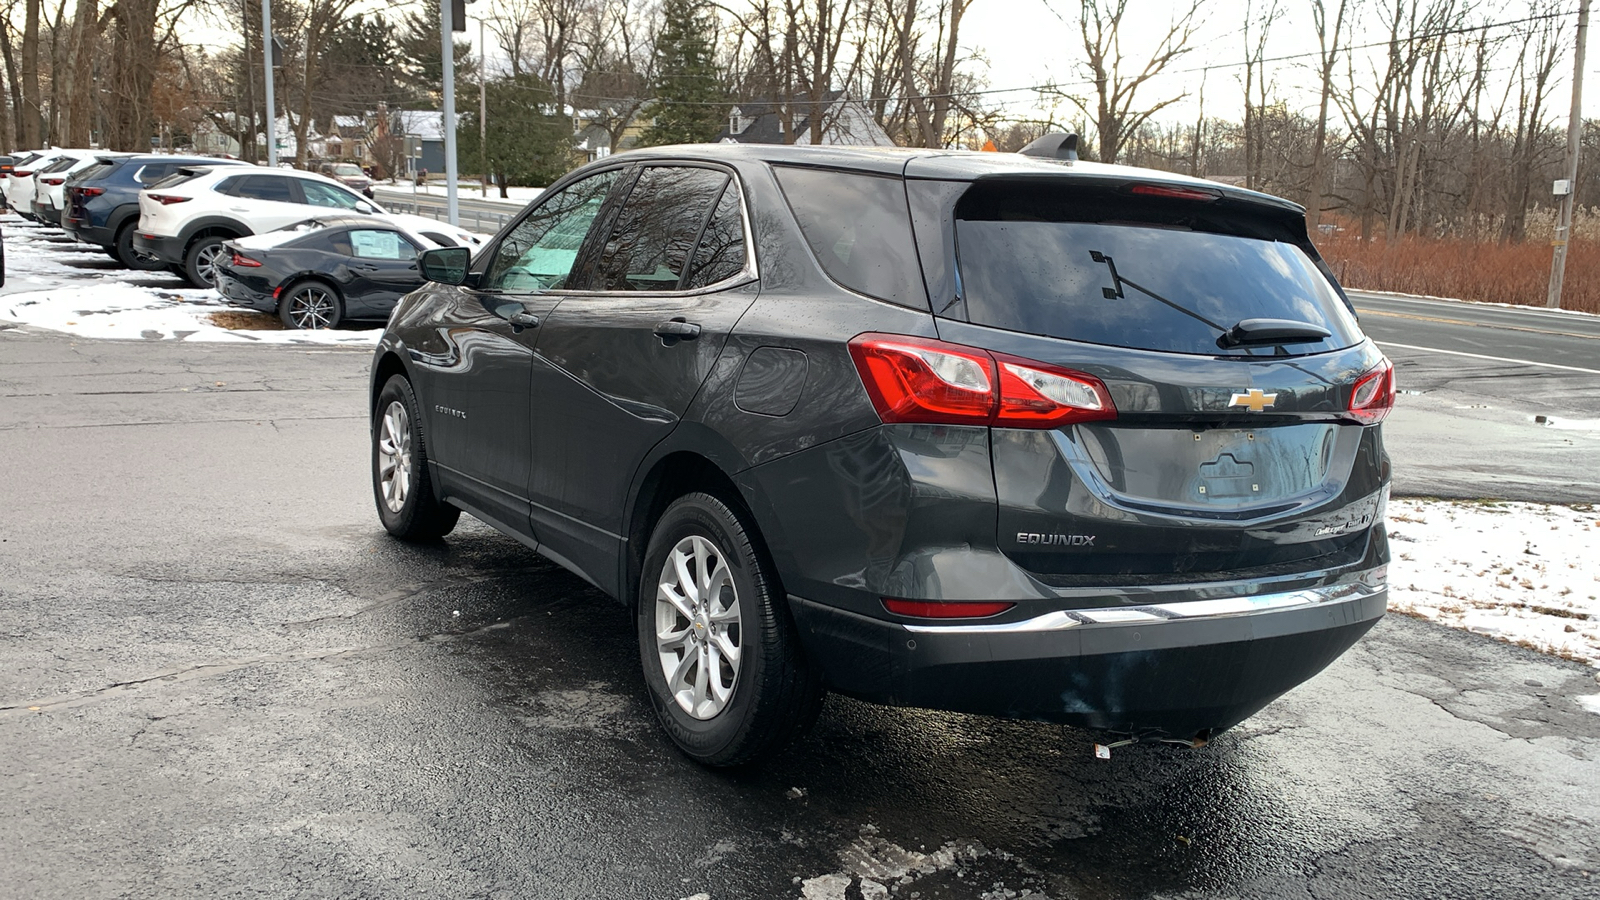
[[332, 164, 364, 177], [954, 185, 1363, 357]]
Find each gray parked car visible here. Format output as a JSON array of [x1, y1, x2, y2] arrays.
[[367, 138, 1394, 766]]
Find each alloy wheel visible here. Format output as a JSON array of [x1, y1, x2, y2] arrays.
[[655, 534, 743, 720], [288, 287, 337, 329], [376, 400, 411, 513], [194, 243, 223, 285]]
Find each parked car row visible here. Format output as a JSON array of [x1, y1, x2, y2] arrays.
[[4, 148, 485, 328]]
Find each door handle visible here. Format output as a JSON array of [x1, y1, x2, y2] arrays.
[[508, 311, 541, 327], [653, 318, 701, 339]]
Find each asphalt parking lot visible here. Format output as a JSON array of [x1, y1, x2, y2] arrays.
[[4, 305, 1600, 898]]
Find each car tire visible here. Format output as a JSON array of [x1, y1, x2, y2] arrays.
[[372, 375, 461, 540], [182, 235, 228, 288], [278, 281, 344, 330], [114, 223, 166, 271], [637, 492, 824, 767]]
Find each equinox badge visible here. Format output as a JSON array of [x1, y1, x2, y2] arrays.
[[1228, 389, 1278, 412]]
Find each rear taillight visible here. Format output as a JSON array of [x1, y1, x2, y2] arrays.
[[77, 187, 104, 197], [847, 334, 1117, 429], [1347, 358, 1395, 425], [230, 251, 262, 268], [883, 598, 1015, 619], [147, 194, 190, 205], [41, 177, 64, 185], [13, 170, 32, 178]]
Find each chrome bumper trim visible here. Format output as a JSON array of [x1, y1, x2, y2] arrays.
[[902, 582, 1382, 634]]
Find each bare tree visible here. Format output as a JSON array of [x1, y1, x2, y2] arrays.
[[1047, 0, 1204, 163], [1305, 0, 1350, 231]]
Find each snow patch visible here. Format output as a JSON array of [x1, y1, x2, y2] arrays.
[[797, 829, 989, 899], [1578, 695, 1600, 716], [1387, 498, 1600, 668]]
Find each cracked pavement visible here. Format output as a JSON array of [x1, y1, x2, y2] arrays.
[[2, 327, 1599, 899]]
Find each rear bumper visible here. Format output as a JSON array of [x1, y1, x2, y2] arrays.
[[63, 219, 113, 245], [788, 580, 1385, 740], [215, 269, 276, 311], [132, 231, 186, 265]]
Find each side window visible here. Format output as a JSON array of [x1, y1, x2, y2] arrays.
[[136, 164, 173, 185], [484, 169, 620, 292], [348, 229, 418, 260], [214, 175, 246, 195], [301, 180, 363, 210], [233, 175, 297, 203], [773, 166, 925, 308], [682, 182, 748, 289], [592, 166, 728, 292]]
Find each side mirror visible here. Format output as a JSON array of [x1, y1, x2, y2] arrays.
[[419, 247, 470, 286], [355, 200, 376, 214]]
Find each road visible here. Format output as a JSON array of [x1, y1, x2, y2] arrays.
[[1348, 291, 1600, 502], [2, 327, 1599, 900]]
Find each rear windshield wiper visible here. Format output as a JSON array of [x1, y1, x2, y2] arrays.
[[1090, 250, 1228, 334], [1217, 318, 1331, 349]]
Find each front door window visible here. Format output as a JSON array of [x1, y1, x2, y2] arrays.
[[483, 170, 621, 292]]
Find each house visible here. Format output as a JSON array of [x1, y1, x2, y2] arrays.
[[714, 92, 894, 147]]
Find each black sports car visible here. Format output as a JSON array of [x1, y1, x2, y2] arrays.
[[214, 214, 453, 329]]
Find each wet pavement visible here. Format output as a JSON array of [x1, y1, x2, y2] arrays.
[[2, 328, 1599, 899]]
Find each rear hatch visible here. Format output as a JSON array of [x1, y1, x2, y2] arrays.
[[914, 175, 1391, 586]]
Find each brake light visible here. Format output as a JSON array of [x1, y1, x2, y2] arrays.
[[230, 251, 262, 268], [848, 334, 1117, 429], [1347, 358, 1395, 425], [1129, 183, 1221, 202], [13, 170, 32, 178], [147, 194, 190, 205], [77, 187, 104, 197], [883, 598, 1015, 619], [41, 177, 64, 185]]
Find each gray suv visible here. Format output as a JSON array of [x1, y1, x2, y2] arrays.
[[368, 138, 1393, 766]]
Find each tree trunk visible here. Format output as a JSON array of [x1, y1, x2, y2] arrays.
[[65, 0, 99, 147], [22, 0, 42, 147]]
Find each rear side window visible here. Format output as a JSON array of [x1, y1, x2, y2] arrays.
[[683, 182, 747, 289], [301, 180, 363, 209], [135, 163, 175, 185], [231, 175, 297, 202], [592, 166, 728, 291], [774, 166, 925, 309], [954, 183, 1363, 356]]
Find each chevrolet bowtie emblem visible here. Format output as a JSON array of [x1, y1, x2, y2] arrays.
[[1229, 389, 1278, 412]]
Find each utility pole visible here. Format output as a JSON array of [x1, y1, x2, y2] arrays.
[[262, 0, 277, 167], [442, 0, 460, 226], [480, 16, 488, 198], [1548, 0, 1590, 309]]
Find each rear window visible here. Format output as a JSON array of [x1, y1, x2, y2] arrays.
[[774, 166, 926, 309], [954, 183, 1363, 356], [147, 168, 209, 190]]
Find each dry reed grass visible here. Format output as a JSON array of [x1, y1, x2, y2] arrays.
[[1316, 209, 1600, 314]]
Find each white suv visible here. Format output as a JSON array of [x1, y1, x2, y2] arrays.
[[133, 166, 459, 288]]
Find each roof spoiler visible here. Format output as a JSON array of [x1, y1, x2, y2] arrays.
[[1018, 132, 1080, 163]]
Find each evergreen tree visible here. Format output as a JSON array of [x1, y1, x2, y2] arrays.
[[638, 0, 726, 146], [457, 75, 575, 194], [395, 0, 476, 105]]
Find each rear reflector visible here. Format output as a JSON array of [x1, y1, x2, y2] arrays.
[[848, 333, 1116, 429], [1347, 358, 1395, 425], [883, 599, 1016, 619]]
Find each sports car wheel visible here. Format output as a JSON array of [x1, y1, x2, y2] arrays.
[[279, 282, 344, 330]]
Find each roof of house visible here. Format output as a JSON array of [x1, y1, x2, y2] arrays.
[[714, 91, 848, 144]]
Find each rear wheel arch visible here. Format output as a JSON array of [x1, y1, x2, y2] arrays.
[[624, 443, 782, 613]]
